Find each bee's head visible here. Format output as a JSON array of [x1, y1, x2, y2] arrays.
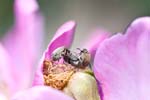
[[82, 49, 88, 53], [77, 48, 88, 53]]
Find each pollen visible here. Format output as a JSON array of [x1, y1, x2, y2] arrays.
[[43, 59, 91, 90], [43, 60, 76, 90]]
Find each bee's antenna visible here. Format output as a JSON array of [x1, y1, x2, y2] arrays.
[[77, 48, 81, 51], [77, 48, 81, 50]]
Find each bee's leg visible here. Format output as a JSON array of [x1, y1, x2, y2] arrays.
[[88, 63, 92, 69], [63, 59, 66, 64], [63, 57, 70, 65], [63, 61, 67, 65]]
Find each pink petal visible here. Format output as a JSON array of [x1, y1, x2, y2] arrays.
[[32, 21, 76, 86], [94, 17, 150, 100], [0, 92, 7, 100], [0, 44, 16, 95], [84, 29, 110, 60], [11, 86, 74, 100], [45, 21, 76, 59], [2, 0, 44, 90]]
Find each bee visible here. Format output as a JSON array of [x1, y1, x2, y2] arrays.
[[51, 46, 67, 61], [63, 51, 82, 67], [77, 48, 91, 67], [51, 47, 91, 68], [52, 47, 81, 67]]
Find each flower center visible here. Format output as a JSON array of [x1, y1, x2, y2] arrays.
[[42, 59, 91, 90]]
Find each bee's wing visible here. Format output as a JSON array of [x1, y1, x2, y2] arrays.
[[70, 54, 79, 61]]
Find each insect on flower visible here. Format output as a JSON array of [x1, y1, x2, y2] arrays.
[[77, 48, 91, 67], [51, 46, 67, 61], [51, 46, 91, 68], [30, 20, 109, 100]]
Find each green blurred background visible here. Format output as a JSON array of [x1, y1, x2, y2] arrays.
[[0, 0, 149, 48]]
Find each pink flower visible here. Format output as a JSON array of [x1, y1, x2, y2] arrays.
[[24, 21, 108, 100], [0, 0, 43, 99], [94, 17, 150, 100], [12, 14, 108, 100], [2, 0, 149, 99], [0, 0, 108, 99], [32, 20, 109, 86]]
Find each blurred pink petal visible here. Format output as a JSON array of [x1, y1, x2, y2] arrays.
[[0, 44, 16, 96], [32, 21, 76, 86], [84, 29, 110, 59], [11, 86, 74, 100], [2, 0, 44, 90], [94, 17, 150, 100], [0, 93, 7, 100]]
